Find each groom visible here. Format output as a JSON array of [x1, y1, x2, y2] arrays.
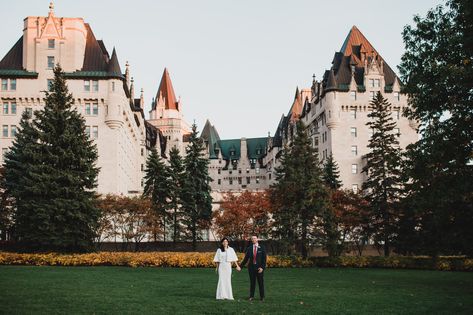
[[240, 235, 267, 301]]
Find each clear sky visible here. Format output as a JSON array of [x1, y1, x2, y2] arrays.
[[1, 0, 444, 139]]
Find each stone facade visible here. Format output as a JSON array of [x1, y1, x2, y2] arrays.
[[265, 26, 419, 192], [0, 5, 163, 196]]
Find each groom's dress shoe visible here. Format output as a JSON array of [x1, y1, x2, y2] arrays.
[[248, 297, 254, 301]]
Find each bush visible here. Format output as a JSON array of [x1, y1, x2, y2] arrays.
[[0, 252, 471, 271]]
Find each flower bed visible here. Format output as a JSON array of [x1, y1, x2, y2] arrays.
[[0, 252, 471, 271]]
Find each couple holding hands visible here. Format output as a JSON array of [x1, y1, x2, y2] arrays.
[[213, 235, 267, 301]]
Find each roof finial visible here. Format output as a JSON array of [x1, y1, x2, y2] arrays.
[[49, 1, 54, 14]]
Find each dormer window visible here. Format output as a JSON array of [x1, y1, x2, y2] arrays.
[[48, 39, 55, 49], [256, 148, 262, 155], [230, 149, 236, 157]]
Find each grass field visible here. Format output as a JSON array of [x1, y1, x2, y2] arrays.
[[0, 266, 472, 314]]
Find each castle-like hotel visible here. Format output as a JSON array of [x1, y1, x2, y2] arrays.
[[1, 5, 418, 203]]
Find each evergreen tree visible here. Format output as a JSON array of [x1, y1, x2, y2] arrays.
[[142, 147, 170, 241], [181, 123, 213, 250], [168, 147, 185, 242], [271, 120, 328, 258], [323, 153, 342, 190], [3, 110, 39, 244], [362, 91, 402, 257], [398, 0, 473, 256], [322, 153, 343, 256], [5, 65, 100, 251]]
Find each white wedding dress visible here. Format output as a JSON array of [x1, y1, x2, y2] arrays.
[[213, 247, 238, 300]]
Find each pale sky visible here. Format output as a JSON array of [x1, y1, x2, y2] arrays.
[[1, 0, 444, 139]]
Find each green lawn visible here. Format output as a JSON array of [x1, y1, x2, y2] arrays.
[[0, 266, 472, 314]]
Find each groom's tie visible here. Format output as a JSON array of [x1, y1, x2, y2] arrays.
[[253, 245, 257, 264]]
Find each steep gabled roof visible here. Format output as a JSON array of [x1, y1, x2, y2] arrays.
[[82, 23, 108, 72], [201, 120, 222, 159], [0, 36, 23, 70], [153, 68, 179, 110], [107, 48, 123, 78], [288, 87, 303, 123], [322, 25, 399, 92]]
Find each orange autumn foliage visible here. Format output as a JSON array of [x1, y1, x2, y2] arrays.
[[213, 190, 272, 240]]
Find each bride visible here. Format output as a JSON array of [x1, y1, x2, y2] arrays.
[[213, 237, 241, 300]]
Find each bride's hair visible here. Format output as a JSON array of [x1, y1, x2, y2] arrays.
[[219, 237, 229, 252]]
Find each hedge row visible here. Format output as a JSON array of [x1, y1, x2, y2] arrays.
[[0, 252, 471, 271]]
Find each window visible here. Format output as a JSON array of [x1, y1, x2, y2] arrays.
[[141, 179, 144, 187], [112, 82, 115, 92], [369, 128, 375, 137], [25, 107, 32, 117], [238, 169, 242, 174], [394, 110, 400, 119], [10, 125, 16, 137], [352, 164, 358, 174], [218, 179, 221, 185], [1, 79, 8, 91], [11, 102, 16, 115], [350, 91, 356, 100], [92, 126, 98, 139], [3, 103, 8, 114], [2, 125, 8, 137], [394, 92, 400, 101], [218, 168, 221, 174], [92, 103, 99, 115], [229, 178, 233, 185], [10, 79, 16, 91], [48, 39, 55, 49], [352, 184, 358, 194], [85, 126, 90, 137], [351, 145, 358, 156], [269, 173, 272, 180], [141, 148, 144, 156], [92, 80, 99, 92], [230, 150, 235, 157], [141, 164, 144, 171], [370, 91, 375, 99], [47, 56, 55, 69], [256, 177, 260, 184], [375, 79, 380, 87], [256, 168, 260, 174], [394, 128, 400, 137], [256, 148, 261, 155], [350, 127, 357, 137], [47, 79, 53, 91], [85, 103, 91, 115], [369, 79, 374, 87], [350, 109, 357, 119], [238, 177, 242, 184], [246, 177, 250, 184], [84, 80, 91, 92]]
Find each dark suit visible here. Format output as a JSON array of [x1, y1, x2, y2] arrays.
[[241, 244, 267, 299]]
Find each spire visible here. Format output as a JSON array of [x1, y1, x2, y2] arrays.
[[140, 88, 144, 107], [130, 77, 135, 99], [107, 47, 123, 78], [49, 1, 54, 15], [153, 68, 179, 111], [125, 61, 130, 88], [289, 87, 303, 123], [325, 69, 338, 92]]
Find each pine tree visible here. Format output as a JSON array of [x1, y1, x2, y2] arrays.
[[168, 147, 185, 242], [271, 120, 328, 258], [323, 153, 342, 190], [5, 65, 100, 251], [362, 91, 402, 257], [398, 0, 473, 256], [142, 147, 170, 241], [181, 123, 213, 250], [322, 153, 343, 256]]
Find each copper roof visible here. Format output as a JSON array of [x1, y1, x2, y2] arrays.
[[288, 87, 303, 123], [322, 25, 398, 91], [0, 36, 23, 70], [153, 68, 179, 110]]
